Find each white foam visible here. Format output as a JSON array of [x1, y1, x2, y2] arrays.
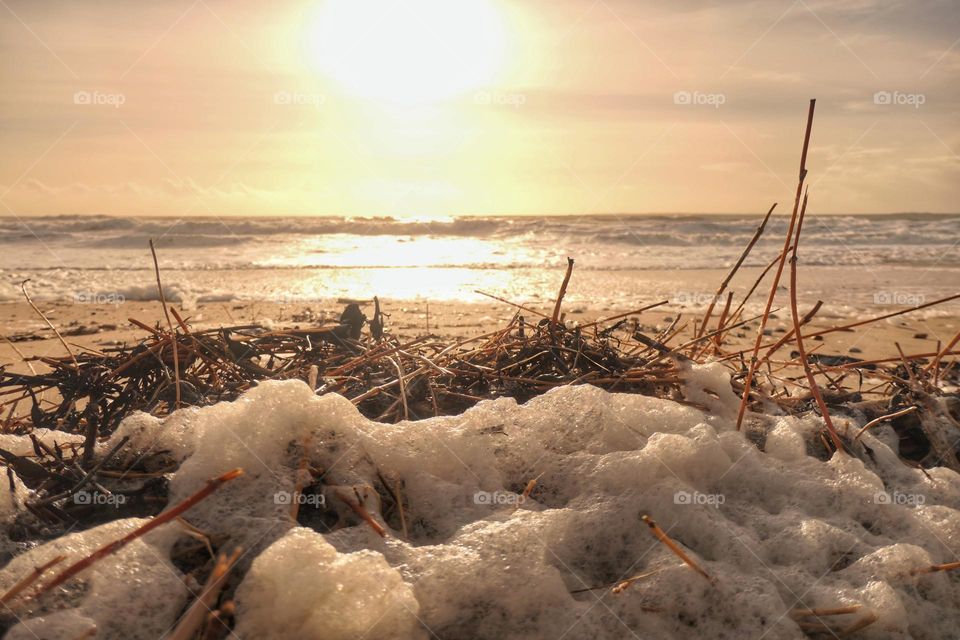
[[234, 527, 423, 640], [1, 519, 186, 640], [1, 369, 958, 638], [0, 429, 85, 459]]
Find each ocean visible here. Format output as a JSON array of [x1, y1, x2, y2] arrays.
[[3, 213, 958, 315]]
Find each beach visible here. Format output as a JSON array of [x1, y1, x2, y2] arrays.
[[3, 297, 958, 373], [3, 213, 958, 377]]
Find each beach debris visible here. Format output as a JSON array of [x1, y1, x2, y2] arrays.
[[736, 99, 816, 432], [339, 303, 367, 339], [165, 546, 242, 640], [641, 515, 715, 585], [334, 486, 387, 537], [25, 468, 243, 602], [0, 555, 64, 605]]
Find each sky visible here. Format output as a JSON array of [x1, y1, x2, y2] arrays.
[[1, 0, 958, 217]]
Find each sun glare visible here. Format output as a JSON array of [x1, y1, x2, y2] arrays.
[[305, 0, 507, 104]]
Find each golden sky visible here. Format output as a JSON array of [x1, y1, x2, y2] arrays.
[[1, 0, 958, 216]]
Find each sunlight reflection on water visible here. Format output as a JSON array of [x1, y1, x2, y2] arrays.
[[1, 216, 958, 316], [257, 235, 527, 269]]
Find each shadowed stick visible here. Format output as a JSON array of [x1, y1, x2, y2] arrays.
[[697, 202, 776, 339], [150, 239, 181, 410], [551, 257, 575, 334], [789, 189, 845, 452], [735, 99, 816, 431]]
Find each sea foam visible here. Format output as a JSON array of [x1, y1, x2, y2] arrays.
[[1, 366, 959, 639]]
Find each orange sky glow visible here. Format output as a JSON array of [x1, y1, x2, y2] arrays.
[[1, 0, 958, 216]]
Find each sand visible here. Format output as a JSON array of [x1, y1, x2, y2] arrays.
[[3, 298, 956, 378]]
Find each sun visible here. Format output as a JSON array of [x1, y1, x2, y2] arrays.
[[304, 0, 507, 104]]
